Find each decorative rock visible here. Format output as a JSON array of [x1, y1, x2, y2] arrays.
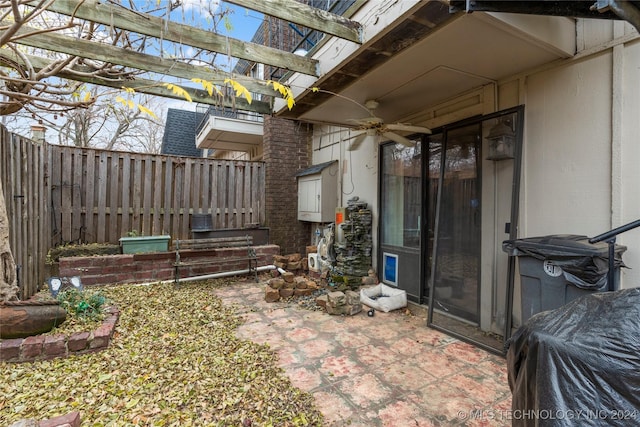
[[273, 255, 289, 263], [306, 280, 318, 290], [333, 198, 373, 278], [287, 261, 302, 270], [345, 290, 360, 305], [326, 303, 362, 316], [306, 245, 318, 254], [279, 288, 295, 298], [315, 295, 328, 308], [296, 289, 328, 311], [325, 304, 343, 315], [287, 253, 302, 262], [294, 277, 308, 289], [265, 286, 280, 302], [274, 261, 287, 269], [347, 304, 363, 316], [282, 272, 295, 283], [324, 290, 362, 316], [294, 288, 314, 297], [268, 278, 285, 290], [327, 291, 346, 306]]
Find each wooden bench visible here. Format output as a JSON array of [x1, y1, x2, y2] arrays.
[[173, 235, 258, 285]]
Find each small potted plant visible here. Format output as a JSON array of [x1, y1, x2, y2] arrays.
[[119, 230, 171, 254]]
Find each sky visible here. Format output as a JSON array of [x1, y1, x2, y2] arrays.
[[220, 2, 264, 41], [165, 1, 264, 112], [166, 1, 263, 42]]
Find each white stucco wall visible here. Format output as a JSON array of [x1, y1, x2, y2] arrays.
[[518, 35, 640, 289], [522, 53, 613, 236], [310, 127, 380, 269], [620, 40, 640, 288]]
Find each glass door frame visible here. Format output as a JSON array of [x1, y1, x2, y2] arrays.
[[377, 137, 426, 303], [426, 105, 525, 356]]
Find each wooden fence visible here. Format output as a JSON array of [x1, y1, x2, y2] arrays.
[[0, 127, 49, 300], [49, 146, 266, 245], [1, 126, 266, 298]]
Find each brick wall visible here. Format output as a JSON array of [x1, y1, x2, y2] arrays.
[[263, 116, 312, 255], [58, 245, 280, 286], [0, 306, 119, 363]]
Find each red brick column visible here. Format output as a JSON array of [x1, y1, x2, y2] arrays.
[[263, 116, 312, 255]]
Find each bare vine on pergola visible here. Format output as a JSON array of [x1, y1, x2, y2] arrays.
[[1, 1, 121, 115], [0, 0, 241, 119]]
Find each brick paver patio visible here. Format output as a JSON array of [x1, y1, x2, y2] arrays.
[[213, 280, 512, 426]]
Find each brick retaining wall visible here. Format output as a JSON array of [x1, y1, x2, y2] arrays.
[[58, 245, 280, 286], [0, 306, 119, 363]]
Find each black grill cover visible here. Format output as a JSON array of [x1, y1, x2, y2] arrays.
[[507, 288, 640, 426]]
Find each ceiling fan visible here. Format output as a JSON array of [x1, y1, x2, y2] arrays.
[[343, 100, 432, 151]]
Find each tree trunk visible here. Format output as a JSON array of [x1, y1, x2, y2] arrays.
[[0, 176, 18, 302]]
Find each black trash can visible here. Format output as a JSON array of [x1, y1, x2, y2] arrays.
[[503, 234, 626, 323]]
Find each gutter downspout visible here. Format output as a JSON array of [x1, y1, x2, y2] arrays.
[[593, 1, 640, 33]]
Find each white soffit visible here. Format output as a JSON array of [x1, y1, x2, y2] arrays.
[[295, 11, 574, 126]]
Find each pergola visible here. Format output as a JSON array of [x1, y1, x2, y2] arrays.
[[0, 0, 365, 116], [3, 1, 640, 119]]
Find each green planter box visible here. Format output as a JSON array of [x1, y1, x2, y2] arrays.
[[119, 235, 171, 254]]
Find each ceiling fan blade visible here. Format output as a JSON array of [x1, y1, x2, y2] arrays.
[[348, 116, 384, 127], [382, 131, 415, 147], [342, 130, 367, 141], [386, 123, 432, 134], [347, 132, 367, 151]]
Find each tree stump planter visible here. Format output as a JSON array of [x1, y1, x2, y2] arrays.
[[0, 300, 67, 339]]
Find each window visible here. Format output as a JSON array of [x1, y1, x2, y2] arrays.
[[380, 139, 422, 249]]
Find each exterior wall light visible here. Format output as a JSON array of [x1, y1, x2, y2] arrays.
[[486, 119, 515, 161]]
